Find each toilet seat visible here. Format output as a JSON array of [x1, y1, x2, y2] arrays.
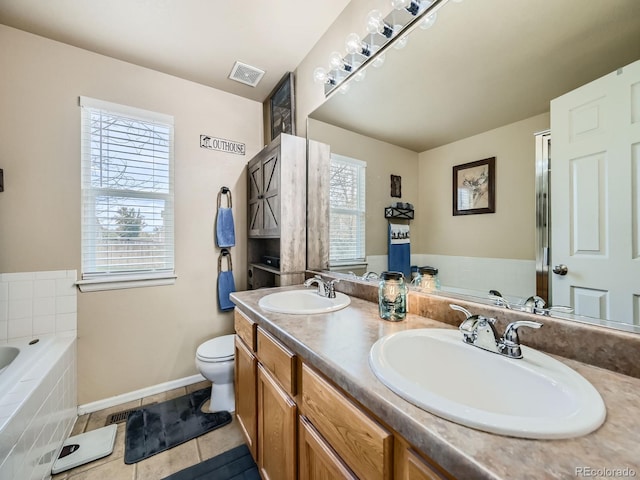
[[196, 334, 235, 362]]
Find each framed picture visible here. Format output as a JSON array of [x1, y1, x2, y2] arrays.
[[390, 174, 402, 198], [453, 157, 495, 215], [269, 72, 296, 141]]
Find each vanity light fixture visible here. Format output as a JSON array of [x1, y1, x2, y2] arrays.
[[313, 0, 452, 96]]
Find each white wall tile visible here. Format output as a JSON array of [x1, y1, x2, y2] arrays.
[[0, 321, 7, 341], [7, 319, 32, 339], [2, 272, 35, 282], [0, 283, 8, 303], [55, 278, 75, 297], [55, 296, 76, 315], [33, 280, 55, 299], [0, 301, 7, 322], [8, 300, 32, 320], [34, 271, 66, 280], [55, 313, 76, 333], [33, 298, 55, 317], [8, 281, 33, 301], [32, 316, 55, 336]]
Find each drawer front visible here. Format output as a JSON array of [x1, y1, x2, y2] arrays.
[[257, 327, 296, 396], [234, 309, 256, 351], [301, 364, 393, 480]]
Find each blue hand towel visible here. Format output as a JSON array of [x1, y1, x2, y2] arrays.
[[218, 270, 236, 311], [388, 223, 411, 278], [216, 207, 236, 248]]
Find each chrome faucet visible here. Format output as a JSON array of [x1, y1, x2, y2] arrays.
[[450, 304, 542, 359], [303, 275, 340, 299], [362, 271, 379, 280]]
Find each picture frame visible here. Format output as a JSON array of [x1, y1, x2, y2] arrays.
[[269, 72, 296, 141], [452, 157, 495, 215], [390, 174, 402, 198]]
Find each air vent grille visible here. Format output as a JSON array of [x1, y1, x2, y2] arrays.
[[229, 61, 265, 87]]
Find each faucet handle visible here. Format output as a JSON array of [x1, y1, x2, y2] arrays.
[[501, 320, 543, 358]]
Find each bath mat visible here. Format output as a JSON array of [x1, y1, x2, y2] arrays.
[[124, 388, 232, 464], [161, 444, 259, 480]]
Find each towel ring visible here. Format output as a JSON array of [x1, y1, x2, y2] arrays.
[[218, 249, 233, 272], [217, 187, 232, 209]]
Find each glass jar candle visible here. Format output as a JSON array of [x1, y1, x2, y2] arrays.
[[411, 266, 440, 292], [378, 271, 407, 321]]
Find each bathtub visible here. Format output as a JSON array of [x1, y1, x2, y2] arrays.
[[0, 334, 77, 480]]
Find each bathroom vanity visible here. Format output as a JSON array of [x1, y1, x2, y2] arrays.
[[231, 285, 640, 480]]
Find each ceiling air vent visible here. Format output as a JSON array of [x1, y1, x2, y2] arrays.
[[229, 61, 265, 87]]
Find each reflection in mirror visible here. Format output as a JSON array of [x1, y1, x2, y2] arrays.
[[307, 0, 640, 332]]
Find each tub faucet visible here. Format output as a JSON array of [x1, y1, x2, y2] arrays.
[[449, 304, 542, 359], [304, 275, 340, 298]]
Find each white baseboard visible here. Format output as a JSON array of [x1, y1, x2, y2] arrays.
[[78, 374, 208, 415]]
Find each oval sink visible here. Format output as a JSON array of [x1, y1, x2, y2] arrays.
[[258, 289, 350, 315], [369, 329, 606, 439]]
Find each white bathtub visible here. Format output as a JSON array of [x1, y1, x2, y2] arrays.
[[0, 334, 77, 480]]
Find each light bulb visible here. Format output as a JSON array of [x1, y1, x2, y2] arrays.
[[339, 83, 351, 95], [345, 33, 370, 56], [329, 52, 345, 71], [419, 12, 437, 29], [372, 53, 386, 68], [354, 69, 366, 82], [394, 35, 409, 50], [313, 67, 335, 85], [391, 0, 410, 10], [345, 33, 362, 55], [366, 10, 393, 38]]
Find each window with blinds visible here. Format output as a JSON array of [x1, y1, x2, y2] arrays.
[[329, 154, 366, 265], [79, 97, 174, 288]]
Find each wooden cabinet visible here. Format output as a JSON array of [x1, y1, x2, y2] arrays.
[[246, 133, 307, 289], [257, 364, 297, 480], [299, 415, 357, 480], [234, 336, 257, 459], [248, 146, 280, 237], [234, 310, 452, 480], [300, 363, 393, 480]]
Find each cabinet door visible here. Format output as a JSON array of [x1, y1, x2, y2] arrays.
[[248, 157, 264, 236], [299, 415, 357, 480], [257, 364, 297, 480], [261, 151, 280, 235], [234, 337, 257, 459], [406, 449, 446, 480]]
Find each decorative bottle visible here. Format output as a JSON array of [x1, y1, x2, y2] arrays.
[[378, 271, 407, 321]]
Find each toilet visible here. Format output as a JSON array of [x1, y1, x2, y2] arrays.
[[195, 334, 235, 413]]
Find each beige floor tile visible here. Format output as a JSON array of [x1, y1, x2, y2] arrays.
[[197, 415, 246, 461], [85, 400, 142, 432], [135, 441, 200, 480], [65, 457, 135, 480], [185, 380, 211, 394], [141, 386, 186, 406]]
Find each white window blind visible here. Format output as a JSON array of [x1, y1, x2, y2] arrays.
[[79, 97, 174, 286], [329, 154, 366, 265]]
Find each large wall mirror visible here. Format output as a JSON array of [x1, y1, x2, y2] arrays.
[[307, 0, 640, 332]]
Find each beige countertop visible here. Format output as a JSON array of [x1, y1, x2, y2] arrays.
[[231, 286, 640, 480]]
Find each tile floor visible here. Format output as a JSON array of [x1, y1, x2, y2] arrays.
[[51, 381, 246, 480]]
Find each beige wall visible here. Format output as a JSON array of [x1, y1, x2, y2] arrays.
[[416, 113, 550, 259], [0, 25, 263, 404], [308, 119, 419, 256]]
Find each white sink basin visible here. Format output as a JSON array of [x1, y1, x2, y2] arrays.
[[258, 289, 351, 315], [369, 329, 606, 439]]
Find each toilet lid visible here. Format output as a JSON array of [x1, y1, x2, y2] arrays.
[[197, 334, 235, 362]]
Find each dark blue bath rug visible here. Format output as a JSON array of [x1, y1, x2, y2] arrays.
[[124, 387, 232, 464], [161, 444, 259, 480]]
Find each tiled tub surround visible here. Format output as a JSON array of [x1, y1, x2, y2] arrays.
[[0, 270, 78, 341], [231, 286, 640, 480], [0, 271, 78, 480]]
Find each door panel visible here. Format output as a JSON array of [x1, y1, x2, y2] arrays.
[[551, 59, 640, 324]]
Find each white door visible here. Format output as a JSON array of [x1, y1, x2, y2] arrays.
[[551, 59, 640, 324]]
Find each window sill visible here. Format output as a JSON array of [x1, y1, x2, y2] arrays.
[[76, 273, 177, 292]]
